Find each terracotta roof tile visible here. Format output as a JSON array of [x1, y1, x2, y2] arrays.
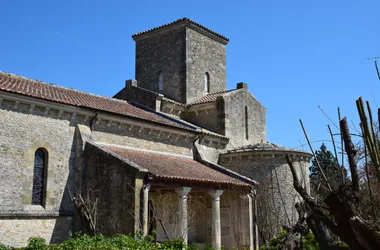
[[132, 17, 229, 44], [105, 146, 250, 187], [224, 142, 312, 156], [188, 90, 235, 106], [0, 71, 194, 131]]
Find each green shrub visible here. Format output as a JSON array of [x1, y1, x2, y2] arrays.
[[1, 234, 216, 250], [0, 243, 12, 250], [260, 228, 288, 250], [260, 229, 320, 250], [25, 237, 47, 250], [300, 232, 319, 250], [202, 242, 216, 250]]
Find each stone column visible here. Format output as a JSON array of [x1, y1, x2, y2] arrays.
[[247, 193, 254, 250], [142, 183, 151, 236], [208, 190, 223, 250], [175, 187, 191, 243], [134, 174, 144, 233], [253, 190, 259, 250]]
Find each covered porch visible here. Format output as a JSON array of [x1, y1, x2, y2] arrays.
[[102, 144, 259, 250]]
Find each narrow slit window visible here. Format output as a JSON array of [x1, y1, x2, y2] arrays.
[[245, 106, 249, 140], [157, 71, 164, 94], [32, 148, 47, 205], [204, 72, 210, 93]]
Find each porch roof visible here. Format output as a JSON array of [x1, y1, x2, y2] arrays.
[[103, 145, 251, 188]]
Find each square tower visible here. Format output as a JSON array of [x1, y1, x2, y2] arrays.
[[132, 18, 229, 104]]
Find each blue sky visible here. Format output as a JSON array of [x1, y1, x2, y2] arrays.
[[1, 0, 380, 153]]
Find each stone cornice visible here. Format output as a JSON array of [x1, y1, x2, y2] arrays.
[[199, 134, 229, 149], [220, 150, 312, 162], [0, 210, 72, 217]]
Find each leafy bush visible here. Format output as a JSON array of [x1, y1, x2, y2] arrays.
[[260, 229, 320, 250], [0, 233, 215, 250], [300, 232, 319, 250], [25, 237, 47, 250], [0, 243, 12, 250], [260, 228, 288, 250]]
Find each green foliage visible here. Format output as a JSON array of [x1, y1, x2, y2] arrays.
[[300, 232, 319, 250], [201, 243, 215, 250], [259, 228, 288, 250], [260, 230, 320, 250], [310, 143, 348, 199], [1, 233, 215, 250], [25, 237, 47, 250], [0, 243, 12, 250]]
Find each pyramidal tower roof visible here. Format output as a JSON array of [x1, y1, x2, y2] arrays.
[[132, 17, 229, 45]]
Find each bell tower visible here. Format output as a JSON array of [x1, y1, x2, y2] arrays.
[[132, 18, 229, 104]]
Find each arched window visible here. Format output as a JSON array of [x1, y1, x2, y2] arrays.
[[204, 72, 210, 93], [245, 106, 249, 140], [157, 71, 164, 94], [32, 148, 47, 205]]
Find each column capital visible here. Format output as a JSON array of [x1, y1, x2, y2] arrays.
[[208, 189, 223, 200], [175, 187, 191, 198], [143, 183, 151, 191], [239, 194, 249, 200]]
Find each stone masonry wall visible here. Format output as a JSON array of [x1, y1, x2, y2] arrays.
[[0, 100, 76, 246], [186, 28, 226, 104], [91, 122, 194, 157], [220, 154, 309, 241], [84, 143, 140, 236], [113, 80, 159, 111], [0, 217, 72, 247], [222, 88, 266, 149], [182, 104, 219, 133], [135, 27, 187, 103], [0, 102, 75, 210]]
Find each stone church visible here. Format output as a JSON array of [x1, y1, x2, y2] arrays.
[[0, 18, 311, 249]]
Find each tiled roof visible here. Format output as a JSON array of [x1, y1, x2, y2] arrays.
[[0, 71, 193, 131], [224, 142, 312, 156], [188, 90, 235, 106], [132, 17, 229, 44], [105, 145, 250, 187]]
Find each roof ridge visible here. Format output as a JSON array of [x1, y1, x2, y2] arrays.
[[188, 89, 238, 106], [206, 89, 235, 96], [0, 70, 132, 106], [132, 17, 229, 43]]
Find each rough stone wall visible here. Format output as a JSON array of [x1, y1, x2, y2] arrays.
[[219, 154, 310, 241], [0, 100, 76, 246], [0, 217, 72, 247], [221, 89, 266, 149], [133, 26, 226, 105], [135, 27, 187, 103], [84, 143, 141, 235], [0, 102, 75, 210], [113, 80, 159, 111], [182, 104, 219, 133], [91, 122, 194, 157], [195, 139, 226, 164], [186, 28, 226, 104]]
